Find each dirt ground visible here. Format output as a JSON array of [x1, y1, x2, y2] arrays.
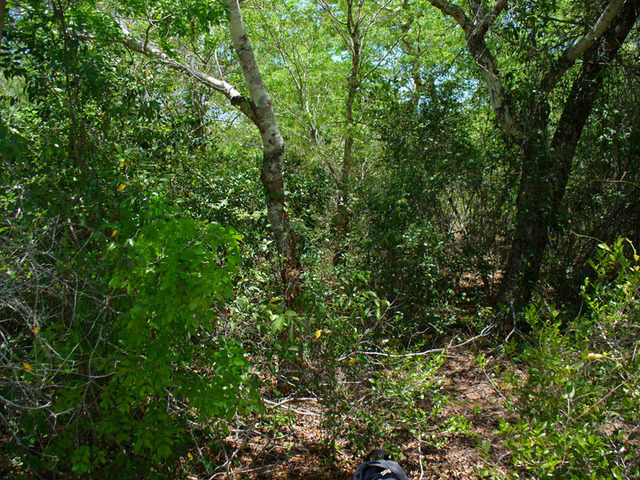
[[194, 347, 517, 479]]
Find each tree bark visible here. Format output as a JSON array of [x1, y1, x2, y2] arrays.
[[226, 0, 301, 301], [495, 0, 640, 316], [428, 0, 640, 326]]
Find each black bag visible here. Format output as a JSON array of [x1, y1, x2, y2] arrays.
[[352, 449, 408, 480]]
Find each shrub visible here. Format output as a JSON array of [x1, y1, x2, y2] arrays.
[[495, 239, 640, 479], [1, 196, 259, 478]]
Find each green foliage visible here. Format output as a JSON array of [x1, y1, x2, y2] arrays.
[[260, 267, 449, 454], [117, 0, 227, 40], [359, 79, 509, 327], [4, 0, 640, 477], [551, 57, 640, 297], [495, 239, 640, 479], [1, 194, 258, 477], [342, 355, 446, 453], [1, 3, 259, 476]]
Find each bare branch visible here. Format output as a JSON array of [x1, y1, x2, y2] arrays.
[[342, 324, 495, 359], [564, 0, 626, 63], [317, 0, 353, 52]]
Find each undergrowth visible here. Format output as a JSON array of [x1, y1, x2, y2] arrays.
[[484, 239, 640, 479]]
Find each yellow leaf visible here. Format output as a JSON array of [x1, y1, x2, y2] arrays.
[[315, 330, 322, 339], [117, 183, 127, 191], [110, 230, 118, 238], [118, 161, 126, 168], [23, 362, 33, 371], [187, 452, 194, 460], [348, 358, 357, 366], [32, 327, 40, 335]]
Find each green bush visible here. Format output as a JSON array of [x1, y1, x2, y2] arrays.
[[1, 194, 259, 478], [495, 239, 640, 479]]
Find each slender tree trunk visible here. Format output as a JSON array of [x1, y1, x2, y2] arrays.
[[335, 61, 358, 264], [226, 0, 301, 301], [108, 2, 302, 299], [334, 1, 361, 264]]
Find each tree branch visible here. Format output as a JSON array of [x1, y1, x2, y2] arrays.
[[428, 0, 522, 140], [542, 0, 627, 93], [426, 0, 472, 33], [119, 28, 259, 125], [226, 0, 273, 122], [475, 0, 509, 38]]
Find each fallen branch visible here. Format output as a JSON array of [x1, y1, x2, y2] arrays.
[[342, 324, 494, 360]]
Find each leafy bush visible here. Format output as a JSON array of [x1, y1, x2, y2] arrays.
[[495, 239, 640, 479], [358, 82, 511, 328], [333, 354, 447, 454], [1, 195, 259, 478], [269, 268, 449, 454], [2, 10, 265, 475]]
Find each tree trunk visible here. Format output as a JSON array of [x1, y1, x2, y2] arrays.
[[334, 62, 358, 264], [495, 101, 551, 314], [334, 0, 361, 265], [226, 0, 301, 302], [496, 0, 640, 316]]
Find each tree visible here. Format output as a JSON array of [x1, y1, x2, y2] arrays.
[[315, 0, 407, 262], [425, 0, 640, 323], [116, 0, 300, 297], [225, 0, 301, 295], [1, 1, 262, 474]]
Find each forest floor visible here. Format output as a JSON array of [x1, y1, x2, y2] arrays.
[[195, 345, 520, 480]]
